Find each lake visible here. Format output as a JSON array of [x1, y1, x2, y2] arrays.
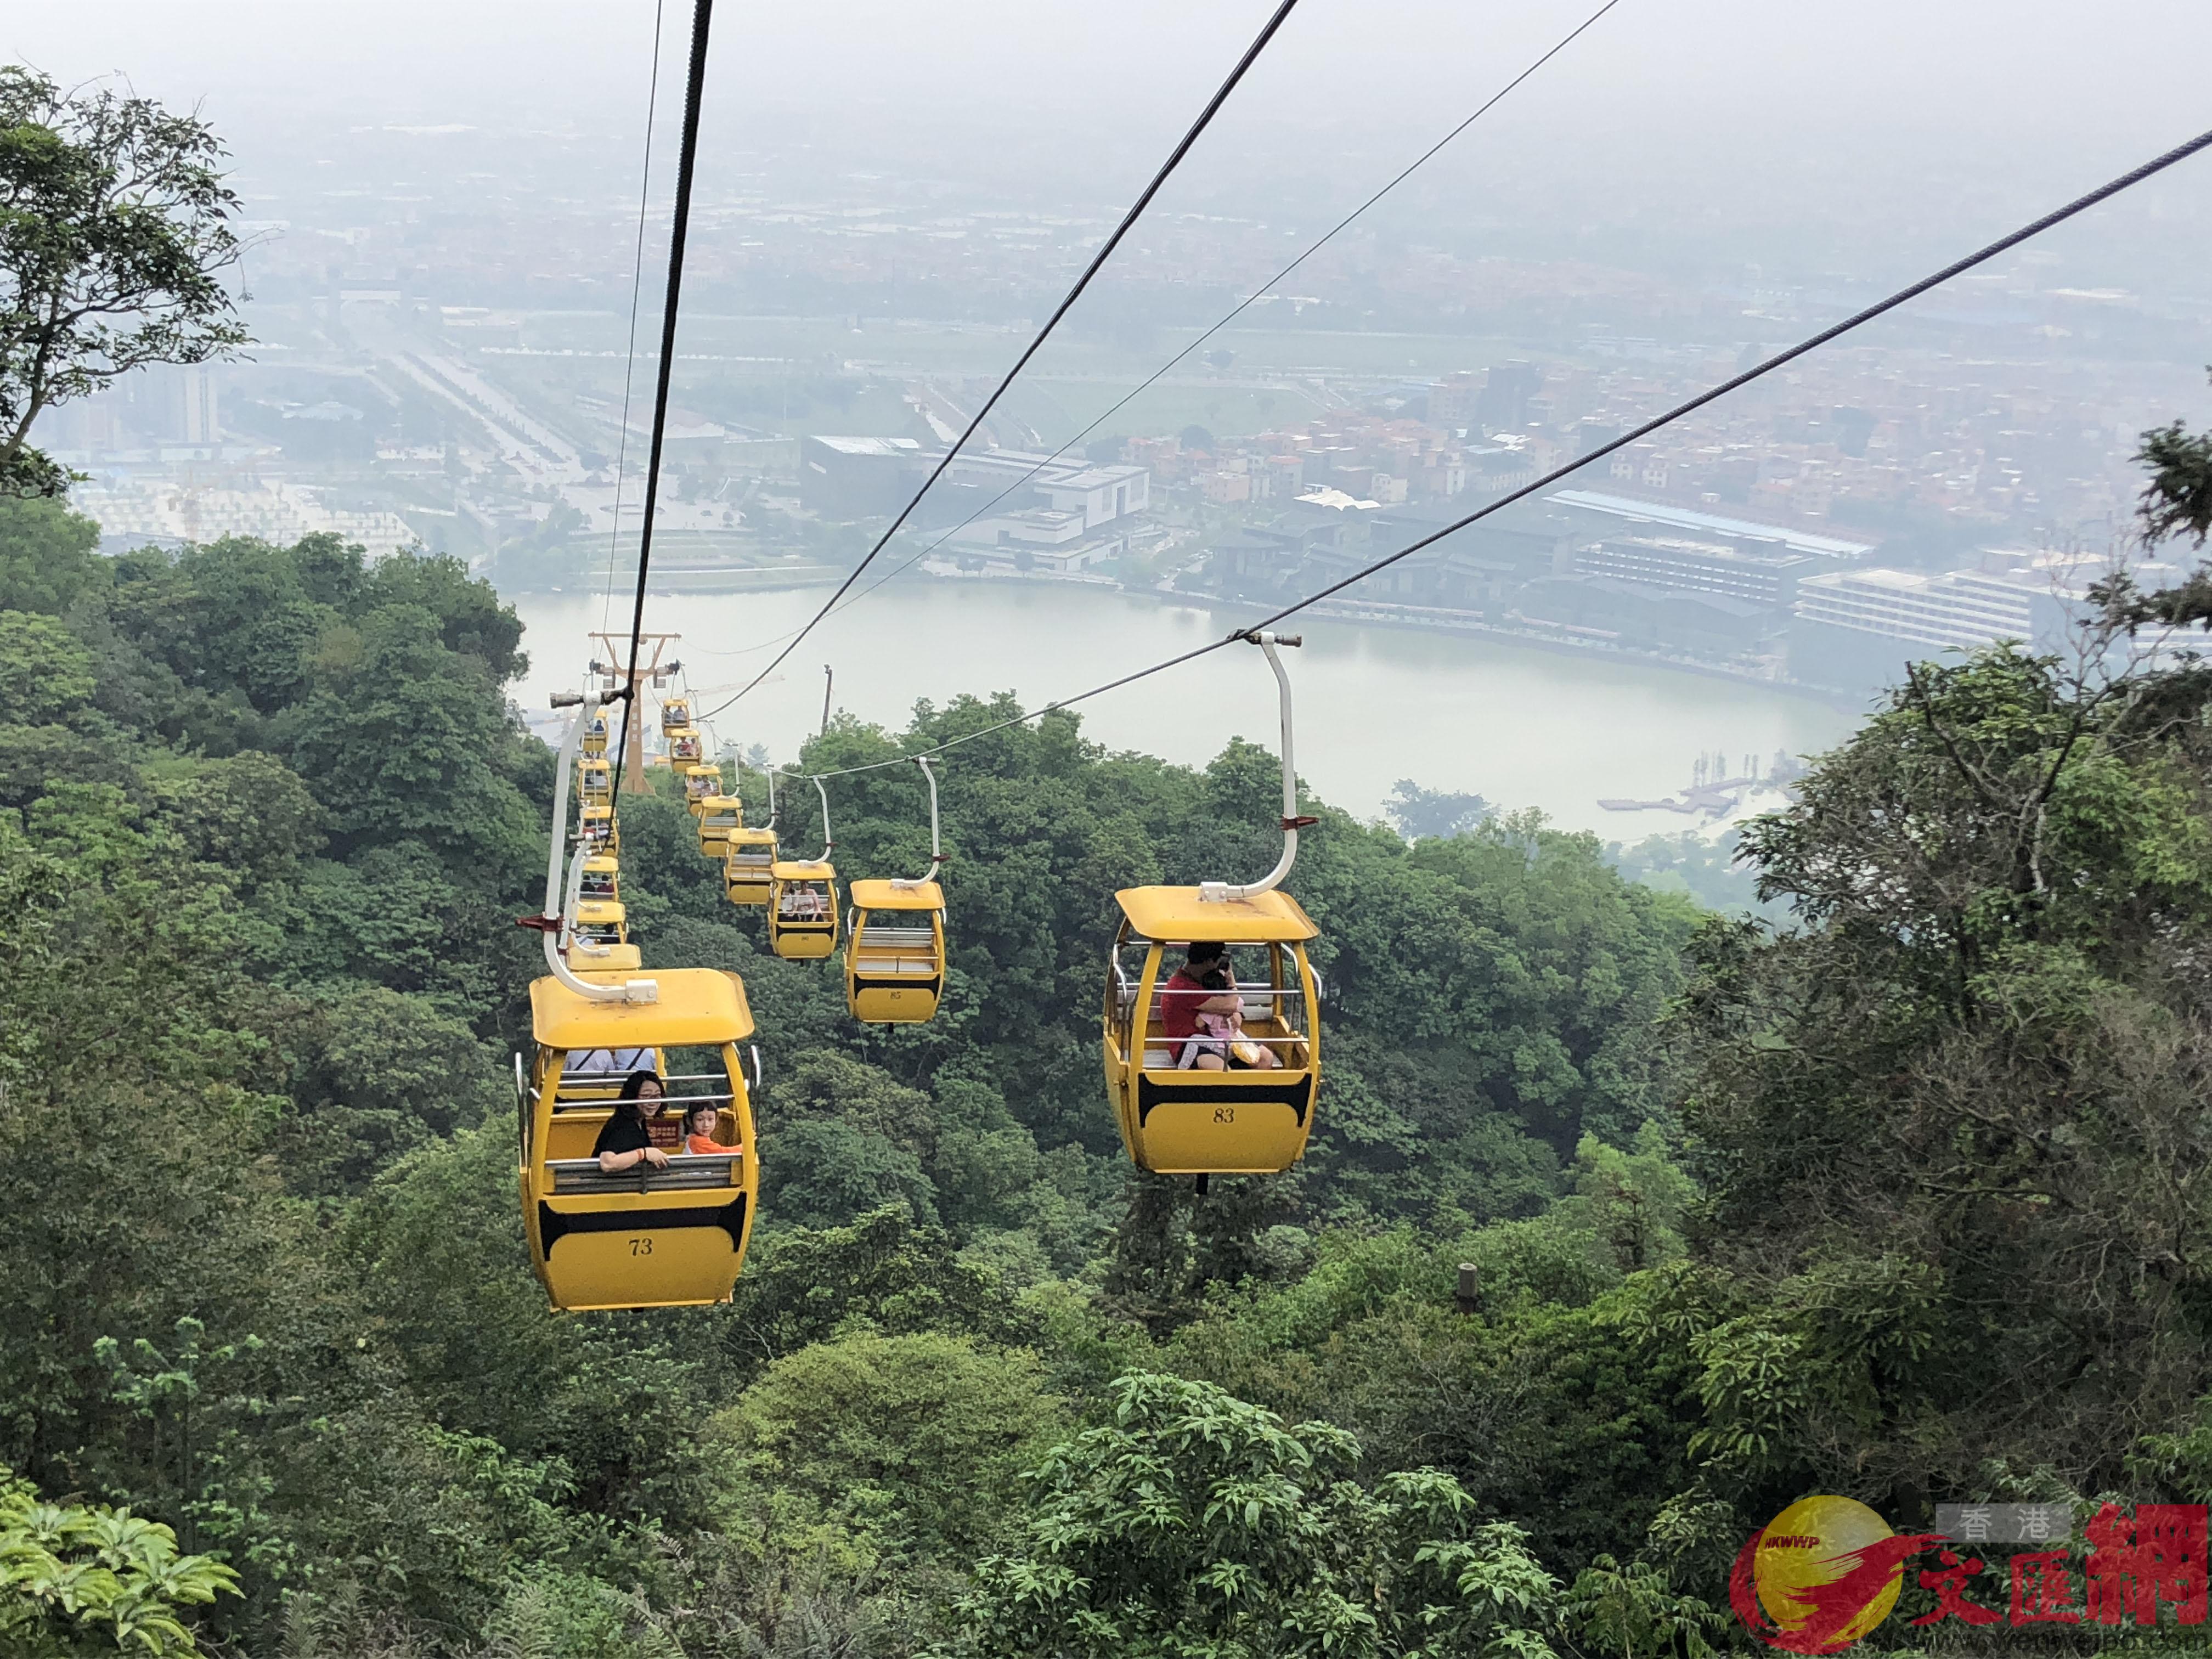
[[506, 579, 1862, 839]]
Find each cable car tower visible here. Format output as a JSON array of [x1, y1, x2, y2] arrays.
[[587, 630, 681, 791]]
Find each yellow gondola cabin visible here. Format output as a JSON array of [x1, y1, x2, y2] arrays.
[[580, 855, 621, 904], [697, 795, 743, 859], [582, 707, 611, 758], [845, 879, 945, 1023], [842, 758, 949, 1024], [578, 803, 619, 855], [767, 772, 839, 960], [769, 860, 839, 958], [578, 757, 613, 806], [1103, 888, 1319, 1175], [518, 966, 760, 1311], [661, 695, 695, 736], [683, 765, 724, 812], [572, 898, 628, 948], [666, 726, 706, 768], [1098, 631, 1322, 1178], [724, 827, 777, 906]]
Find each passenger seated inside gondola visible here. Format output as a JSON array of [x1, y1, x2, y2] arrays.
[[1159, 941, 1280, 1071], [594, 1071, 672, 1173], [682, 1101, 741, 1158], [778, 878, 830, 921], [564, 1046, 651, 1080]]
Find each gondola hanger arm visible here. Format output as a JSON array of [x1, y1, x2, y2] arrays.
[[892, 755, 946, 889], [528, 691, 657, 1003], [1200, 632, 1306, 902], [812, 775, 834, 865]]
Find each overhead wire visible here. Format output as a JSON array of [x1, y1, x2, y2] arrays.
[[682, 0, 1626, 667], [599, 0, 669, 640], [610, 0, 715, 805], [765, 123, 2212, 785], [696, 0, 1306, 717]]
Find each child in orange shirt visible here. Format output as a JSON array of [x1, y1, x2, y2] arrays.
[[682, 1101, 739, 1158]]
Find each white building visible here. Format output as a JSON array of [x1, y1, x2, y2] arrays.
[[1788, 550, 2145, 691], [1793, 565, 2042, 652], [942, 451, 1149, 528], [952, 505, 1090, 548], [172, 365, 220, 445], [803, 438, 1149, 529]]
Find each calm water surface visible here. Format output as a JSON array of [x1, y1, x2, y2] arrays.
[[507, 582, 1861, 838]]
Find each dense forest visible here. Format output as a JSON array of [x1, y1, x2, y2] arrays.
[[5, 444, 2212, 1657]]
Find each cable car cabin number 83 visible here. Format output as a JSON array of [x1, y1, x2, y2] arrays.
[[1101, 632, 1323, 1178]]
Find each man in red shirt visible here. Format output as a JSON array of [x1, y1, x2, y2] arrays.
[[1159, 941, 1245, 1069]]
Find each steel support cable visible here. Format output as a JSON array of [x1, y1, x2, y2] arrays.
[[600, 0, 669, 639], [611, 0, 714, 805], [763, 124, 2212, 786], [683, 0, 1626, 665], [695, 0, 1306, 716]]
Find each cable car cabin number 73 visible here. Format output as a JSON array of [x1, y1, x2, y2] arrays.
[[520, 966, 759, 1312]]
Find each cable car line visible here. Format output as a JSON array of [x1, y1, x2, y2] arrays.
[[685, 0, 1626, 669], [600, 0, 669, 641], [529, 86, 2212, 1305], [611, 0, 714, 805], [759, 122, 2212, 786], [687, 0, 1623, 676], [696, 0, 1306, 719]]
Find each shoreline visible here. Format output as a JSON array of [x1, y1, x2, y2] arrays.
[[507, 561, 1872, 716], [1140, 584, 1869, 714]]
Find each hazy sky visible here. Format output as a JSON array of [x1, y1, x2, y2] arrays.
[[18, 2, 2212, 160], [14, 2, 2212, 293]]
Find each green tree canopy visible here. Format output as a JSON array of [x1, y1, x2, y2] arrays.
[[0, 495, 104, 612], [709, 1330, 1068, 1564], [1676, 639, 2212, 1514], [0, 69, 247, 496], [0, 1462, 236, 1656], [947, 1372, 1560, 1659]]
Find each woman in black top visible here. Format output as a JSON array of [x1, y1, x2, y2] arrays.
[[594, 1070, 671, 1173]]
